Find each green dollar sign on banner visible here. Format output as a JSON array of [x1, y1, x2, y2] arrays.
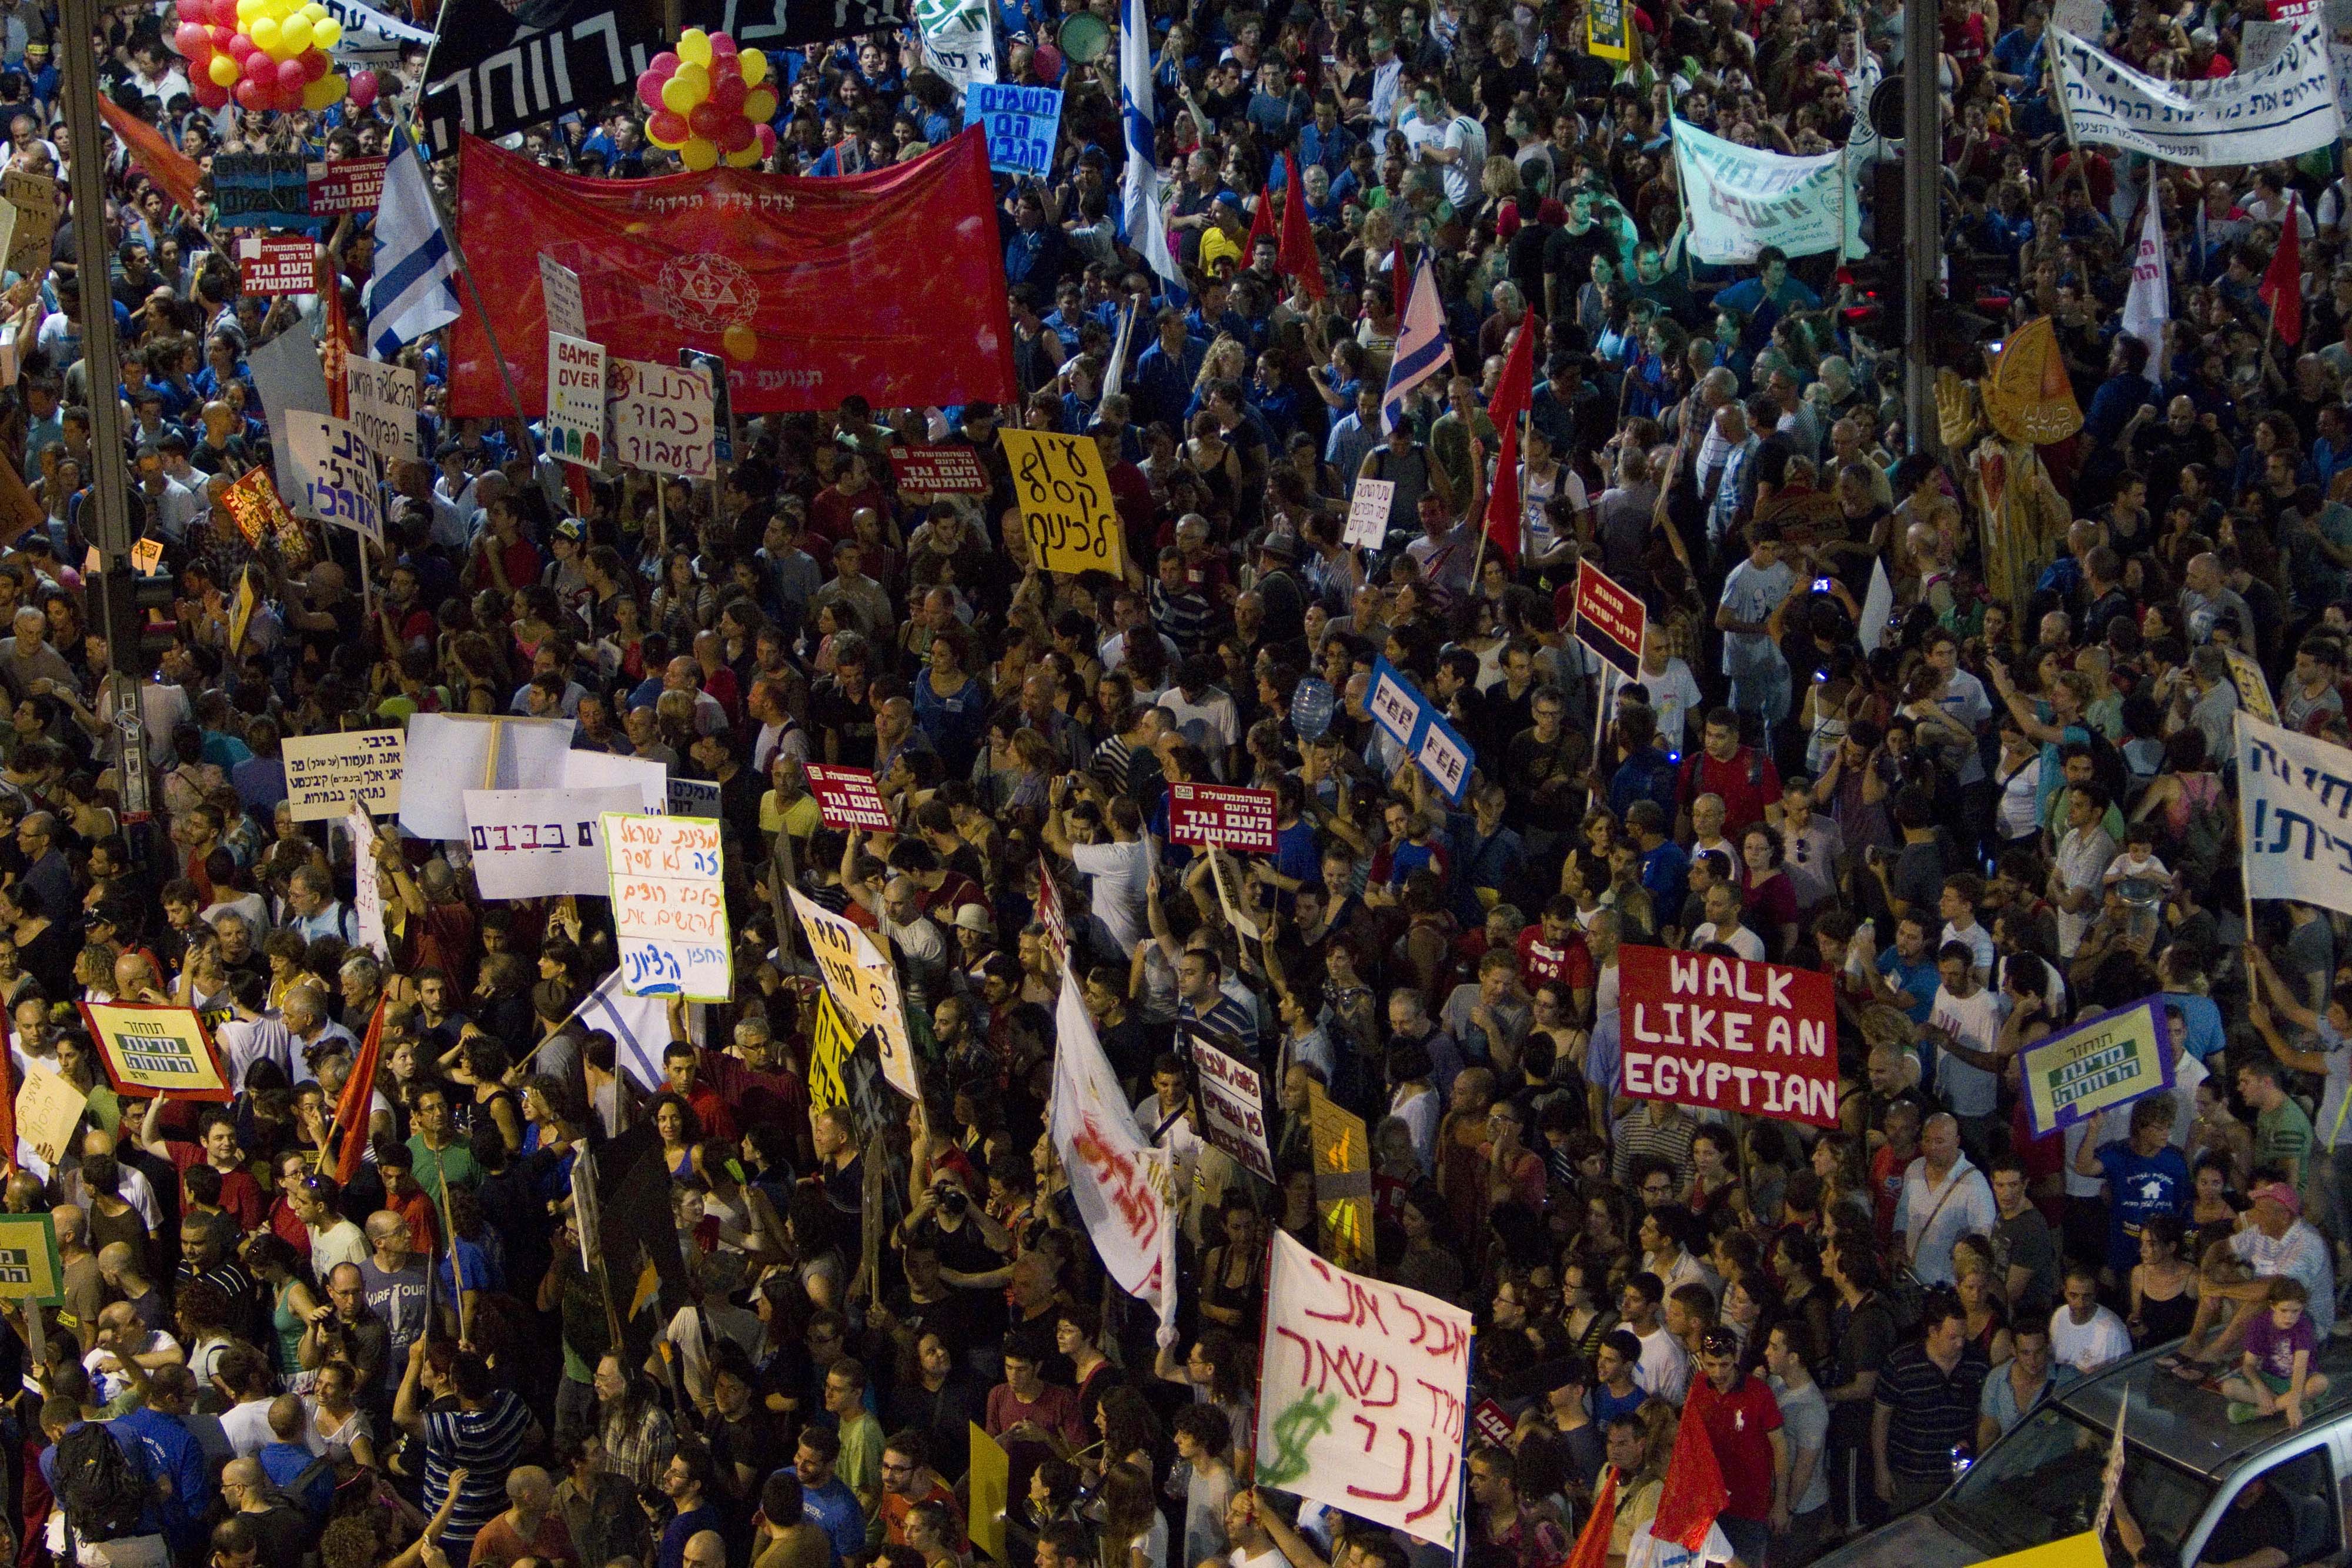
[[1257, 1392, 1339, 1488]]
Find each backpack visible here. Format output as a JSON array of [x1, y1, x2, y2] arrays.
[[52, 1422, 151, 1543]]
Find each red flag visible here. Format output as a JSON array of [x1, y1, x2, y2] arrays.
[[449, 127, 1018, 416], [1482, 419, 1521, 567], [1246, 183, 1275, 257], [2261, 195, 2304, 347], [1564, 1467, 1619, 1568], [97, 95, 205, 222], [1653, 1399, 1732, 1550], [1489, 316, 1536, 432], [333, 997, 386, 1186], [1278, 153, 1324, 299]]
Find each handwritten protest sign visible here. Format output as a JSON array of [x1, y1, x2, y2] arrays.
[[547, 334, 607, 468], [465, 785, 642, 900], [1191, 1037, 1274, 1182], [1255, 1229, 1472, 1548], [1617, 945, 1839, 1126], [284, 412, 382, 540], [806, 988, 858, 1115], [1308, 1084, 1372, 1271], [805, 764, 894, 831], [0, 1213, 62, 1302], [236, 235, 319, 296], [969, 82, 1063, 176], [2052, 12, 2341, 165], [1049, 971, 1175, 1323], [1000, 427, 1125, 576], [790, 888, 921, 1100], [2, 170, 55, 276], [2240, 711, 2352, 914], [1167, 781, 1278, 852], [346, 357, 421, 463], [2019, 999, 2172, 1138], [610, 359, 716, 480], [14, 1069, 83, 1171], [1345, 477, 1394, 547], [602, 813, 729, 1001], [307, 156, 385, 213], [283, 728, 405, 820], [540, 255, 586, 339], [397, 714, 576, 840], [667, 777, 721, 818], [79, 1002, 232, 1101], [348, 805, 387, 959], [893, 444, 990, 494]]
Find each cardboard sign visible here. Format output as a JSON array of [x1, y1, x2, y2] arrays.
[[283, 728, 405, 820], [283, 412, 382, 540], [806, 987, 858, 1115], [1586, 0, 1629, 59], [1167, 781, 1278, 852], [602, 813, 730, 1001], [804, 763, 894, 831], [1254, 1231, 1472, 1549], [540, 255, 587, 340], [347, 806, 388, 959], [1471, 1399, 1514, 1447], [893, 443, 991, 494], [1365, 654, 1474, 805], [547, 333, 607, 468], [1616, 945, 1839, 1126], [1191, 1037, 1275, 1183], [236, 235, 319, 296], [397, 714, 576, 840], [2228, 646, 2278, 723], [0, 1213, 64, 1302], [129, 538, 163, 575], [14, 1068, 84, 1171], [466, 785, 642, 900], [969, 82, 1063, 176], [79, 1002, 232, 1102], [667, 777, 721, 818], [968, 1423, 1010, 1564], [1345, 476, 1394, 547], [217, 464, 301, 550], [789, 887, 921, 1102], [1307, 1082, 1372, 1271], [1, 169, 55, 276], [306, 156, 386, 213], [1000, 427, 1124, 577], [1573, 557, 1646, 679], [347, 357, 422, 464], [610, 358, 716, 480], [212, 152, 312, 228], [2019, 999, 2173, 1138]]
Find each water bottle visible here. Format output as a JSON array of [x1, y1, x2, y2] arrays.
[[1951, 1444, 1973, 1479]]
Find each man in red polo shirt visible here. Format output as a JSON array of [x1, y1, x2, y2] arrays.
[[1515, 895, 1596, 1015], [1678, 706, 1783, 839], [1685, 1326, 1788, 1566]]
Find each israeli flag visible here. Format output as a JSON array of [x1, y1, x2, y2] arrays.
[[1381, 256, 1449, 433], [1119, 0, 1186, 302], [364, 127, 460, 359]]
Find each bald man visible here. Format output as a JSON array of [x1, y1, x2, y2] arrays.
[[14, 808, 70, 916], [471, 1466, 576, 1568], [359, 1213, 431, 1391], [1896, 1112, 1997, 1286], [258, 1393, 332, 1517], [220, 1456, 309, 1564], [52, 1204, 102, 1353], [96, 1241, 166, 1333]]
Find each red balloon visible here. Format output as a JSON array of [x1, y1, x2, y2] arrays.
[[193, 76, 230, 108], [276, 56, 305, 89], [636, 67, 666, 108], [710, 31, 737, 55], [233, 77, 266, 107], [228, 33, 258, 61], [242, 48, 273, 80], [172, 22, 209, 56], [348, 69, 379, 107], [278, 80, 306, 109], [706, 72, 746, 112], [208, 24, 233, 47], [647, 50, 679, 75], [719, 116, 754, 153], [687, 101, 730, 139], [755, 122, 776, 156], [300, 48, 329, 79], [647, 109, 689, 143]]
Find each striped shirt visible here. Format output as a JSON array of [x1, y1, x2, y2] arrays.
[[423, 1390, 533, 1555], [1872, 1342, 1992, 1480]]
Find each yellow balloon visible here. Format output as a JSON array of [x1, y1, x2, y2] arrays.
[[724, 142, 760, 166], [743, 85, 777, 120], [677, 27, 711, 66], [721, 322, 758, 361], [301, 4, 325, 19], [209, 52, 241, 84], [234, 0, 258, 20], [739, 48, 767, 86], [278, 17, 311, 51], [679, 135, 718, 170], [300, 73, 338, 108], [659, 75, 700, 113], [311, 17, 340, 45], [248, 16, 278, 48], [673, 60, 707, 93]]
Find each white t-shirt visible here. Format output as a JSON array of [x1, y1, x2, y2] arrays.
[[1929, 984, 2002, 1118], [1639, 658, 1705, 753], [1690, 921, 1766, 962], [1996, 753, 2043, 839], [1070, 837, 1151, 950], [1632, 1323, 1690, 1405], [2047, 1303, 2133, 1375]]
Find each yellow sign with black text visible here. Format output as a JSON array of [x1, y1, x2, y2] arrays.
[[999, 427, 1125, 578]]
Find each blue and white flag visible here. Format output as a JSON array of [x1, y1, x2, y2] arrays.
[[1381, 256, 1448, 433], [566, 967, 704, 1090], [365, 127, 460, 359], [1118, 0, 1186, 301]]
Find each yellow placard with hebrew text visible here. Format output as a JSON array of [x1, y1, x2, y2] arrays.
[[968, 1422, 1009, 1564], [14, 1068, 85, 1169], [807, 988, 856, 1115], [998, 427, 1125, 578], [0, 1213, 62, 1302], [1308, 1082, 1374, 1272]]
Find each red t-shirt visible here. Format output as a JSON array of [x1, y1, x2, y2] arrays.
[[1685, 1373, 1784, 1521], [166, 1144, 268, 1232], [1677, 747, 1781, 837], [1515, 926, 1596, 992]]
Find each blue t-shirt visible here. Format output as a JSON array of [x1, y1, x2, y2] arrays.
[[2093, 1141, 2190, 1273], [1876, 948, 1942, 1025], [801, 1475, 866, 1563], [2161, 992, 2225, 1062]]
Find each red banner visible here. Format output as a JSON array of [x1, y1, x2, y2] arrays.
[[804, 764, 894, 831], [237, 235, 319, 297], [96, 95, 203, 220], [893, 443, 991, 494], [1574, 557, 1646, 680], [1616, 945, 1838, 1126], [449, 128, 1018, 418], [1167, 782, 1278, 852]]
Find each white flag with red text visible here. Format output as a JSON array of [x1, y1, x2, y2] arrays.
[[1049, 971, 1176, 1329]]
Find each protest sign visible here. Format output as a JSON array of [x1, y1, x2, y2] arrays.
[[307, 156, 386, 213], [130, 539, 163, 575], [1471, 1399, 1514, 1448], [236, 235, 320, 296], [1168, 781, 1279, 852], [667, 777, 721, 818], [348, 806, 388, 958], [80, 1003, 232, 1101], [547, 333, 607, 468], [970, 83, 1064, 176], [2053, 13, 2341, 165], [1365, 656, 1474, 805], [1346, 477, 1394, 547], [1617, 945, 1839, 1126], [1035, 861, 1070, 970], [921, 6, 998, 93], [14, 1069, 83, 1171], [968, 1424, 1010, 1564], [398, 714, 576, 840], [217, 464, 301, 552], [610, 359, 717, 480], [227, 570, 258, 656], [1586, 0, 1629, 58], [0, 1213, 62, 1302], [789, 887, 922, 1101], [2019, 999, 2172, 1138], [539, 255, 586, 340], [1, 170, 53, 276], [804, 764, 895, 831], [1191, 1037, 1275, 1182], [2229, 648, 2278, 724], [1255, 1229, 1472, 1547], [2240, 711, 2352, 913], [561, 750, 669, 815], [1574, 559, 1648, 679], [1000, 427, 1125, 576], [602, 813, 729, 1001], [806, 988, 858, 1115], [1308, 1083, 1373, 1271], [893, 443, 991, 494], [466, 785, 642, 900], [1050, 971, 1177, 1323], [1670, 115, 1866, 264], [213, 153, 311, 226], [283, 728, 405, 820], [1207, 846, 1262, 943], [346, 357, 422, 463], [283, 412, 382, 541]]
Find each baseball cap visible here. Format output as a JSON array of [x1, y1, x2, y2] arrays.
[[2251, 1181, 2301, 1215], [554, 517, 584, 542]]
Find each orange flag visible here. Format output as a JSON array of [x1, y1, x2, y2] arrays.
[[332, 997, 385, 1185], [96, 95, 205, 222], [1563, 1466, 1619, 1568]]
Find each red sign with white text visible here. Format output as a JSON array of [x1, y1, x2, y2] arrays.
[[1616, 944, 1839, 1126], [893, 443, 991, 494], [1167, 781, 1278, 852], [1574, 557, 1646, 679], [236, 235, 319, 297], [308, 156, 386, 213], [804, 764, 894, 831]]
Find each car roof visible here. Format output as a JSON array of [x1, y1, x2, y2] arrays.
[[2056, 1340, 2352, 1479]]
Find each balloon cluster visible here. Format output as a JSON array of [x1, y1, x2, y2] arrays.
[[637, 29, 780, 172], [171, 0, 380, 113]]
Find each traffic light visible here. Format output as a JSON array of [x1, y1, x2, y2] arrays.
[[1840, 255, 1906, 351]]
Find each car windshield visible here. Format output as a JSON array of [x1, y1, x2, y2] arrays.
[[1942, 1406, 2211, 1559]]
